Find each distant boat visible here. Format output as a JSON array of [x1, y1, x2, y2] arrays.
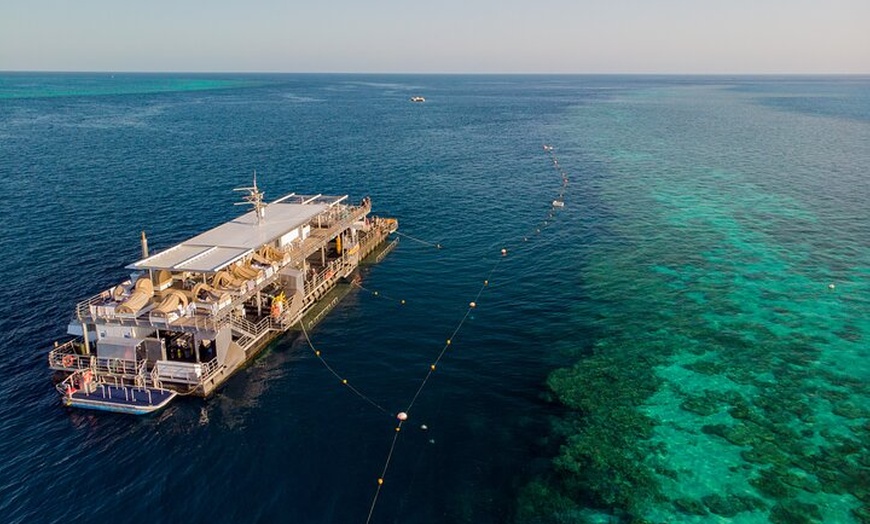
[[552, 199, 565, 208], [410, 96, 426, 103]]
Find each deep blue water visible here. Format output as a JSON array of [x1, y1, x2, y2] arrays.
[[0, 74, 867, 523]]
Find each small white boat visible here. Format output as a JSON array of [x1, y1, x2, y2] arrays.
[[410, 96, 426, 103]]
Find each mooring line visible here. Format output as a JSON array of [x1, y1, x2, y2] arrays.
[[298, 144, 571, 523], [394, 230, 443, 249], [363, 144, 570, 523], [350, 281, 407, 305], [300, 322, 392, 417]]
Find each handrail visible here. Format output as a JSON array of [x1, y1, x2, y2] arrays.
[[229, 314, 278, 342], [71, 203, 372, 331], [48, 340, 94, 370], [94, 356, 140, 377], [74, 288, 116, 321], [200, 357, 221, 381], [303, 257, 348, 297]]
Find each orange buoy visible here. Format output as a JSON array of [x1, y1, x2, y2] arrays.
[[62, 354, 75, 367]]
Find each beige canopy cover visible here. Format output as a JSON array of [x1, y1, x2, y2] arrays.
[[152, 289, 190, 317], [116, 278, 154, 314]]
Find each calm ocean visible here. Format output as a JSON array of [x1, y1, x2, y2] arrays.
[[0, 74, 867, 523]]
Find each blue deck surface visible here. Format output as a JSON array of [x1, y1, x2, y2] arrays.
[[67, 385, 177, 415]]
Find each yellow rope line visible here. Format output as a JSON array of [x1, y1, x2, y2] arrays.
[[394, 230, 443, 249], [363, 144, 570, 523], [350, 281, 407, 305], [300, 322, 391, 417]]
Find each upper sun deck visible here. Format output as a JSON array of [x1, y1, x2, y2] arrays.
[[128, 193, 348, 274]]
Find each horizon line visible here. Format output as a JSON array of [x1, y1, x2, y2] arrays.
[[2, 70, 869, 77]]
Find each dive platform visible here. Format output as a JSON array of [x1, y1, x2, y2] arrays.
[[48, 180, 397, 414]]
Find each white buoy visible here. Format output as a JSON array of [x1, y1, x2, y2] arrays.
[[420, 424, 428, 431], [828, 283, 836, 290], [397, 412, 408, 421], [469, 301, 477, 308]]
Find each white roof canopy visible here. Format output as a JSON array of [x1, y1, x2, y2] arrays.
[[129, 195, 346, 273]]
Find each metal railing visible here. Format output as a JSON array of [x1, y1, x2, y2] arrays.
[[92, 356, 145, 378], [303, 257, 354, 297], [48, 339, 94, 371], [229, 314, 278, 346], [154, 361, 202, 385], [70, 203, 372, 330], [200, 357, 222, 382], [74, 288, 117, 322]]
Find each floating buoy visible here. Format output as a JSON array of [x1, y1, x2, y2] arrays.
[[469, 301, 476, 308], [378, 478, 384, 485], [397, 412, 408, 421], [420, 424, 428, 431], [373, 291, 379, 296], [828, 283, 836, 290], [501, 248, 507, 256], [483, 279, 488, 286], [436, 244, 442, 249], [401, 299, 406, 305]]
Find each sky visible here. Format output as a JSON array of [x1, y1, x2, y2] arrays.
[[1, 0, 868, 74]]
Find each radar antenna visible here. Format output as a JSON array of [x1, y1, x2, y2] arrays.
[[234, 171, 266, 224]]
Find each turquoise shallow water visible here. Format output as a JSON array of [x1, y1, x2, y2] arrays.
[[0, 74, 867, 523], [527, 80, 869, 523]]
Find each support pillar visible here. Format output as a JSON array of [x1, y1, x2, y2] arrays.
[[81, 323, 91, 355]]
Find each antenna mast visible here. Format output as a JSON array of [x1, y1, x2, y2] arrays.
[[234, 171, 266, 224]]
